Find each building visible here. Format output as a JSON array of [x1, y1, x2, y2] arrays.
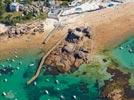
[[10, 2, 20, 12]]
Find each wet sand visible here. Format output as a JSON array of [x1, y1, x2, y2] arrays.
[[0, 2, 134, 58]]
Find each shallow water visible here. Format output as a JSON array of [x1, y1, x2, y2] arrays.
[[1, 37, 134, 100], [112, 37, 134, 91], [0, 47, 113, 100], [112, 37, 134, 70]]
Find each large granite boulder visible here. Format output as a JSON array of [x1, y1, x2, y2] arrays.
[[82, 27, 92, 38], [56, 60, 71, 72], [15, 29, 21, 35], [74, 50, 86, 59], [74, 58, 83, 68], [62, 43, 75, 53]]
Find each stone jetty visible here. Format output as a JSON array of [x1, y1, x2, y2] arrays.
[[27, 26, 93, 84]]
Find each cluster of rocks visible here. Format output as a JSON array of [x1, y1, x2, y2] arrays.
[[22, 2, 48, 17], [0, 66, 14, 75], [45, 26, 93, 72], [101, 68, 132, 100], [5, 22, 44, 38]]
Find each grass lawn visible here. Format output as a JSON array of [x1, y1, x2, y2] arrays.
[[1, 12, 22, 18]]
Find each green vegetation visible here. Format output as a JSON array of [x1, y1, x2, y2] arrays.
[[0, 11, 47, 25], [0, 12, 22, 25], [73, 63, 112, 87], [129, 74, 134, 90], [0, 0, 74, 25], [0, 0, 48, 25], [104, 80, 124, 94], [60, 1, 70, 6], [60, 0, 74, 6], [4, 0, 12, 4], [0, 0, 5, 15]]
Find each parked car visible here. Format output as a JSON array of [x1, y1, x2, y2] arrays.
[[75, 7, 83, 13]]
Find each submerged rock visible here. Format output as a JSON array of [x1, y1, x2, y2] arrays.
[[102, 68, 130, 100], [0, 67, 14, 75], [5, 91, 15, 99]]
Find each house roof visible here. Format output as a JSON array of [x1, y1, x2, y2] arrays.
[[10, 2, 20, 6]]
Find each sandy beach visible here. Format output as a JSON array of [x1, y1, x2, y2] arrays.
[[43, 2, 134, 54], [0, 2, 134, 58]]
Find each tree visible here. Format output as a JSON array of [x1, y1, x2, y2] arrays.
[[4, 0, 12, 12], [0, 0, 5, 15], [4, 0, 12, 4], [27, 0, 33, 4], [44, 0, 50, 7]]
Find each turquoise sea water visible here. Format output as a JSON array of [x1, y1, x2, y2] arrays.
[[112, 37, 134, 90], [1, 37, 134, 100], [0, 48, 112, 100], [112, 37, 134, 70]]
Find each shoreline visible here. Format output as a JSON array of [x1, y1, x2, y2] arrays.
[[0, 1, 134, 100], [0, 2, 134, 59]]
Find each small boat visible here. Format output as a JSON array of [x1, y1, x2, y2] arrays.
[[44, 90, 49, 95], [72, 95, 77, 99], [4, 78, 8, 82], [45, 79, 50, 82], [11, 59, 15, 62], [16, 67, 20, 70], [33, 81, 37, 86], [2, 64, 5, 67], [120, 46, 124, 50], [19, 62, 22, 65], [56, 87, 60, 91], [29, 63, 34, 67], [128, 48, 133, 53], [60, 95, 65, 99], [55, 80, 59, 84], [2, 92, 6, 96]]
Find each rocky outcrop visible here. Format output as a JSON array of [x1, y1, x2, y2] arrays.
[[101, 68, 132, 100], [4, 22, 44, 38], [22, 1, 48, 16], [0, 24, 8, 35], [0, 66, 14, 75], [44, 26, 92, 72]]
